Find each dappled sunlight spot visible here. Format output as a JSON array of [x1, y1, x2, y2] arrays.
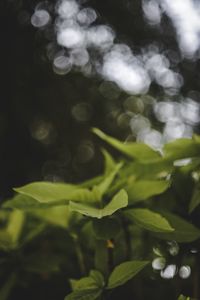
[[117, 113, 131, 129], [174, 158, 192, 167], [57, 26, 86, 48], [77, 8, 97, 26], [160, 0, 200, 58], [70, 48, 89, 66], [190, 248, 198, 254], [57, 0, 79, 19], [137, 128, 163, 150], [30, 120, 56, 144], [101, 55, 150, 94], [164, 49, 181, 67], [76, 140, 95, 163], [180, 98, 200, 125], [31, 9, 51, 28], [144, 53, 183, 92], [142, 0, 162, 26], [53, 53, 72, 75], [31, 0, 187, 95], [124, 96, 144, 114], [163, 119, 193, 141], [160, 264, 177, 279], [157, 71, 183, 90], [80, 62, 94, 77], [152, 257, 166, 270], [99, 81, 121, 100], [154, 101, 181, 123], [86, 25, 115, 50], [130, 115, 151, 135], [71, 102, 92, 122], [46, 42, 61, 60], [179, 266, 191, 279]]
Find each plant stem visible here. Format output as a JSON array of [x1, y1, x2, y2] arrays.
[[72, 234, 86, 275], [121, 217, 131, 260], [107, 239, 114, 272]]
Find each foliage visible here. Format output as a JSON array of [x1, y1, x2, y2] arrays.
[[1, 129, 200, 299]]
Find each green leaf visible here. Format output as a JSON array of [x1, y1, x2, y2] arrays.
[[96, 163, 122, 199], [164, 138, 200, 160], [189, 185, 200, 213], [71, 271, 104, 291], [153, 211, 200, 242], [0, 210, 25, 250], [80, 157, 121, 196], [178, 295, 191, 300], [107, 260, 149, 289], [126, 180, 170, 204], [89, 270, 105, 289], [64, 289, 102, 300], [92, 217, 121, 240], [92, 128, 160, 161], [3, 194, 55, 210], [66, 270, 104, 300], [79, 176, 103, 189], [31, 206, 70, 228], [14, 182, 97, 204], [101, 148, 116, 174], [125, 209, 174, 233], [121, 158, 173, 180], [0, 273, 16, 300], [69, 189, 128, 218]]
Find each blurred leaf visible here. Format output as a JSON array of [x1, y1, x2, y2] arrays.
[[178, 295, 191, 300], [154, 211, 200, 242], [107, 260, 149, 289], [92, 128, 160, 161], [125, 209, 174, 233], [3, 194, 52, 210], [21, 222, 46, 245], [31, 206, 70, 228], [69, 189, 128, 218], [0, 210, 25, 250], [121, 159, 173, 180], [79, 176, 103, 189], [64, 288, 102, 300], [96, 163, 122, 199], [0, 273, 16, 300], [164, 138, 200, 160], [126, 180, 170, 204], [189, 185, 200, 213], [14, 182, 98, 204], [101, 148, 116, 174]]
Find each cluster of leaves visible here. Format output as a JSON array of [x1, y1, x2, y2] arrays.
[[1, 129, 200, 299]]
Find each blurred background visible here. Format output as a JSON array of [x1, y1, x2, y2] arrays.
[[1, 0, 200, 198], [2, 1, 200, 299]]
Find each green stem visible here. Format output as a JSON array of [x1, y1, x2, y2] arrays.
[[107, 239, 114, 272], [121, 217, 131, 260], [72, 234, 86, 275]]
